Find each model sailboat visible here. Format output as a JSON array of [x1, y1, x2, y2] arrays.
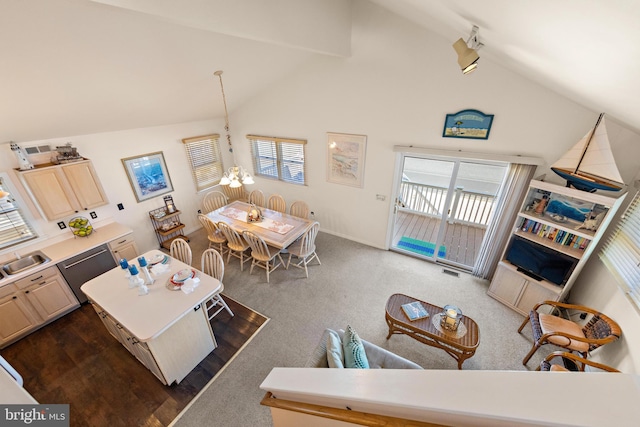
[[551, 113, 624, 192]]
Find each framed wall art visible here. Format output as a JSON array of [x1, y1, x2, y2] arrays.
[[327, 132, 367, 188], [442, 109, 494, 139], [121, 151, 174, 202]]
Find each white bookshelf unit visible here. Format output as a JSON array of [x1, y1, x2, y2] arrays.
[[487, 179, 626, 316]]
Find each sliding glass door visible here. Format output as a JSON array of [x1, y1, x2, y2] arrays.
[[391, 155, 507, 271]]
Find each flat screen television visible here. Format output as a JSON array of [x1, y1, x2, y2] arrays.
[[504, 235, 578, 287]]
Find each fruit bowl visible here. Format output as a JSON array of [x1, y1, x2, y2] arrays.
[[68, 216, 93, 237]]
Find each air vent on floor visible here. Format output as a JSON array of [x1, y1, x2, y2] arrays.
[[442, 268, 460, 277]]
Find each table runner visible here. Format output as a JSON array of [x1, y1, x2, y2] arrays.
[[220, 207, 295, 234]]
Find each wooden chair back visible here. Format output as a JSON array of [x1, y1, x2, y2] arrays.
[[201, 248, 224, 282], [202, 191, 228, 213], [298, 222, 319, 257], [217, 222, 247, 252], [249, 189, 266, 207], [267, 194, 286, 213], [242, 230, 272, 262], [289, 200, 310, 219], [222, 185, 249, 202], [170, 238, 192, 265]]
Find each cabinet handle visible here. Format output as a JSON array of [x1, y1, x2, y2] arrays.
[[25, 290, 29, 294], [30, 275, 44, 282], [12, 296, 17, 300], [117, 239, 126, 244]]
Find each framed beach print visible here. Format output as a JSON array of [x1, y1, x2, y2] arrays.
[[121, 151, 174, 202], [327, 132, 367, 188]]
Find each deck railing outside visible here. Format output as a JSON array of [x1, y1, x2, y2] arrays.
[[399, 181, 496, 227]]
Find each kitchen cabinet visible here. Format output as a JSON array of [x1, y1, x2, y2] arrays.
[[0, 285, 39, 347], [487, 180, 625, 315], [19, 160, 108, 221], [108, 233, 139, 263], [0, 267, 79, 348]]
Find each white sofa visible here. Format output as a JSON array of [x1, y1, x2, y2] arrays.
[[306, 329, 422, 369]]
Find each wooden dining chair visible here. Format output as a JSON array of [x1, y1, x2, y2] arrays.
[[216, 222, 252, 271], [198, 214, 227, 256], [267, 194, 286, 213], [201, 248, 234, 319], [249, 189, 266, 207], [289, 200, 310, 219], [286, 222, 320, 278], [222, 185, 249, 202], [202, 191, 228, 213], [242, 230, 285, 283], [169, 238, 192, 266]]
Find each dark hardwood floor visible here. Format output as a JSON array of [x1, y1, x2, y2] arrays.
[[1, 297, 268, 427]]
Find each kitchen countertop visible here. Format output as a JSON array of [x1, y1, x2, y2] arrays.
[[81, 249, 221, 341], [0, 221, 133, 288], [0, 357, 37, 404]]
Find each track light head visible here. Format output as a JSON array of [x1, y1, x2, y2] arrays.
[[453, 26, 482, 74]]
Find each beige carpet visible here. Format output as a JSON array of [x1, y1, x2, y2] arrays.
[[172, 230, 550, 427]]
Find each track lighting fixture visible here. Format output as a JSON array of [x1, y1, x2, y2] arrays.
[[453, 25, 483, 74]]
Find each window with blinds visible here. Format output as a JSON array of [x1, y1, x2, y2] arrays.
[[247, 135, 306, 185], [0, 176, 37, 250], [600, 191, 640, 309], [182, 134, 223, 192]]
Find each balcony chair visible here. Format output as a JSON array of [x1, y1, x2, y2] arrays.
[[201, 248, 234, 319], [216, 222, 252, 271], [249, 189, 265, 207], [169, 238, 192, 266], [242, 230, 285, 283], [538, 351, 620, 372], [518, 300, 622, 367], [289, 200, 310, 219], [202, 191, 228, 213], [286, 222, 320, 278], [197, 214, 227, 256], [267, 194, 286, 213]]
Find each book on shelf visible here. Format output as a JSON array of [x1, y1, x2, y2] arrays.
[[401, 301, 430, 321]]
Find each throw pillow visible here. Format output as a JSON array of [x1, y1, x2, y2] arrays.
[[326, 329, 344, 368], [342, 325, 369, 369]]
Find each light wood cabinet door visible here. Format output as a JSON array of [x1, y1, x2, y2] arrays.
[[21, 167, 80, 219], [61, 161, 108, 211], [0, 293, 39, 347], [23, 273, 79, 322], [108, 234, 139, 263], [487, 263, 527, 306], [20, 160, 108, 221]]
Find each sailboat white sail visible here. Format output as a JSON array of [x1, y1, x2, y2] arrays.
[[551, 114, 624, 192]]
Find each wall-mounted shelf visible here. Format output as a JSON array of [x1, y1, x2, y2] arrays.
[[148, 207, 189, 250]]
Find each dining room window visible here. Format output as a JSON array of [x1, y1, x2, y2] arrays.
[[0, 174, 38, 250], [182, 134, 224, 192], [247, 135, 307, 185]]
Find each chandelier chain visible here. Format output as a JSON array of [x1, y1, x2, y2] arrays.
[[215, 70, 233, 152]]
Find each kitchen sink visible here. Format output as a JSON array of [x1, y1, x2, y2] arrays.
[[2, 251, 51, 276]]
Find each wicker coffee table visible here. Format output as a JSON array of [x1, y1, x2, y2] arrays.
[[385, 293, 480, 369]]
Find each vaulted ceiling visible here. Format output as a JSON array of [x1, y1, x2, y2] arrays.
[[2, 0, 639, 143]]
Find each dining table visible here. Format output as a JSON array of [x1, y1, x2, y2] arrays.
[[206, 200, 314, 249]]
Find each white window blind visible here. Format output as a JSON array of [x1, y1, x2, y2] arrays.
[[182, 134, 223, 192], [600, 191, 640, 308], [0, 176, 37, 250], [247, 135, 306, 185]]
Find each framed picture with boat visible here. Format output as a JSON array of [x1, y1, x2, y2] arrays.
[[121, 151, 174, 202]]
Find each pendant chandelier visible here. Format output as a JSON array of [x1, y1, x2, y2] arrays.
[[215, 70, 254, 188]]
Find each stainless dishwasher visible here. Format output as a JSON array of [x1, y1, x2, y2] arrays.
[[57, 244, 117, 303]]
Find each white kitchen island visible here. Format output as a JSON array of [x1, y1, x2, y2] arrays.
[[81, 250, 220, 385]]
